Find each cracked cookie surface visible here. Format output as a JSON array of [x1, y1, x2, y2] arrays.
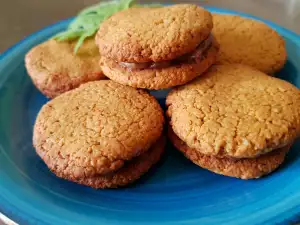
[[25, 38, 105, 98], [96, 4, 213, 63], [33, 80, 164, 179], [212, 14, 287, 74], [169, 128, 289, 179], [166, 64, 300, 158]]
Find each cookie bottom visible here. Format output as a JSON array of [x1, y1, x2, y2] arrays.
[[51, 136, 165, 188], [100, 42, 219, 90], [168, 129, 289, 179]]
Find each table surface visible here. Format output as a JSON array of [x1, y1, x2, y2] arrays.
[[0, 0, 299, 224]]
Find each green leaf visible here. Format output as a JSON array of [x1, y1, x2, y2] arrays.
[[136, 3, 162, 8], [119, 0, 136, 9], [73, 29, 96, 54], [78, 1, 118, 16], [54, 30, 85, 41]]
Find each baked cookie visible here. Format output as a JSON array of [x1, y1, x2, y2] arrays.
[[25, 38, 105, 98], [96, 4, 219, 89], [167, 64, 300, 158], [169, 128, 289, 179], [33, 80, 164, 187], [212, 14, 287, 74]]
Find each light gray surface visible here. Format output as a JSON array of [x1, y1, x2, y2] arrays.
[[0, 0, 299, 224], [0, 0, 299, 53]]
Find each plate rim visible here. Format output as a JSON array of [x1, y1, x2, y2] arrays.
[[0, 6, 300, 225]]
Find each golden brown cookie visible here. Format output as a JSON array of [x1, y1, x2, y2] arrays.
[[212, 14, 287, 74], [169, 128, 289, 179], [166, 64, 300, 158], [62, 136, 165, 188], [96, 4, 218, 89], [96, 5, 213, 62], [33, 80, 164, 180], [25, 38, 105, 98]]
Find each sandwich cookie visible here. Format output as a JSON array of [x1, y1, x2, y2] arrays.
[[167, 64, 300, 179], [212, 14, 287, 74], [25, 38, 105, 98], [33, 80, 165, 188], [96, 4, 219, 89]]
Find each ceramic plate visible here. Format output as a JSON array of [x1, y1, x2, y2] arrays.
[[1, 7, 300, 225]]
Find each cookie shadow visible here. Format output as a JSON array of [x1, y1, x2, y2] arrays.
[[275, 60, 299, 86], [125, 140, 195, 188], [277, 140, 300, 171]]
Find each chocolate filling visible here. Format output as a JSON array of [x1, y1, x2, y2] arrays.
[[119, 34, 214, 71]]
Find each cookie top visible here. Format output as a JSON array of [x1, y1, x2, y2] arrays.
[[212, 14, 287, 74], [167, 64, 300, 158], [34, 80, 164, 178], [25, 38, 105, 98], [96, 4, 213, 63]]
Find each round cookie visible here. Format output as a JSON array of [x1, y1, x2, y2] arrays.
[[212, 14, 287, 74], [33, 80, 164, 179], [25, 38, 105, 98], [96, 4, 218, 89], [66, 136, 165, 188], [169, 128, 289, 179], [166, 64, 300, 158], [96, 5, 213, 62]]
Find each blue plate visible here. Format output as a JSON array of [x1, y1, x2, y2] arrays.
[[1, 7, 300, 225]]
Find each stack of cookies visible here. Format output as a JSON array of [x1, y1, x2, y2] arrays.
[[26, 3, 300, 188], [96, 5, 219, 89], [28, 4, 223, 188], [167, 65, 300, 179], [94, 4, 299, 179], [33, 81, 165, 188]]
